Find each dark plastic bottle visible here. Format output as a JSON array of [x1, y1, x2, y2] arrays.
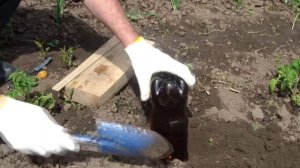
[[149, 72, 189, 161]]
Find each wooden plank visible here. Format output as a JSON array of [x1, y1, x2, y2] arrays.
[[64, 40, 154, 106], [52, 36, 120, 91], [64, 43, 131, 105]]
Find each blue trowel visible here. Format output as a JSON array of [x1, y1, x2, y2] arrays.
[[72, 121, 173, 159]]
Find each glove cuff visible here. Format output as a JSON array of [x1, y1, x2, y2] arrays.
[[125, 36, 151, 60], [133, 36, 144, 44]]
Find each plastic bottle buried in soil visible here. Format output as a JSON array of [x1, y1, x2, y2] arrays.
[[149, 72, 189, 161]]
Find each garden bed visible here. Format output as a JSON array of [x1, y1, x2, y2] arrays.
[[1, 0, 300, 168]]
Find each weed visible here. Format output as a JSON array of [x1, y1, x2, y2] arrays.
[[292, 11, 300, 30], [291, 93, 300, 105], [33, 40, 50, 59], [171, 0, 181, 11], [186, 63, 194, 71], [56, 0, 65, 25], [283, 0, 300, 8], [179, 44, 199, 56], [63, 96, 84, 110], [8, 71, 39, 99], [251, 122, 265, 131], [234, 0, 243, 9], [60, 46, 77, 69], [47, 39, 60, 48], [28, 92, 56, 110], [282, 0, 300, 29], [34, 39, 59, 59], [208, 137, 214, 145], [126, 11, 157, 22], [247, 8, 254, 16], [270, 58, 300, 106]]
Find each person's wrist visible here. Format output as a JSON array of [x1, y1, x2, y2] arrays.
[[119, 31, 139, 47], [0, 95, 8, 111]]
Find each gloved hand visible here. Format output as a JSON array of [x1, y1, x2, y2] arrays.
[[125, 37, 196, 101], [0, 95, 79, 157]]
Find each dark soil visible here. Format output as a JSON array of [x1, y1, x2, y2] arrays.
[[1, 0, 300, 168]]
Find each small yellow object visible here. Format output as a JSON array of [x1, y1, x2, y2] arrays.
[[37, 70, 48, 79], [133, 36, 143, 43]]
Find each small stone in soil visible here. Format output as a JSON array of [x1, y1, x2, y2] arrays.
[[177, 31, 186, 37]]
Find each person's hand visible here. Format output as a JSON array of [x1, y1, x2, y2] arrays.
[[0, 95, 79, 157], [125, 37, 196, 101]]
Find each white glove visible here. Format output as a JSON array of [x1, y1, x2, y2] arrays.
[[125, 37, 196, 101], [0, 95, 79, 157]]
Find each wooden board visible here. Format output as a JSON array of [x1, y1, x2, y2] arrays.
[[57, 36, 153, 106], [52, 36, 119, 92], [64, 43, 132, 106]]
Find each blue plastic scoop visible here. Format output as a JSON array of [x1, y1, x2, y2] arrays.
[[72, 121, 173, 159]]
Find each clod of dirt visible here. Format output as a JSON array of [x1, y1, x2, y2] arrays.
[[251, 105, 264, 122]]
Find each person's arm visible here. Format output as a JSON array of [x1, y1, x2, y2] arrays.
[[83, 0, 138, 47], [82, 0, 195, 101]]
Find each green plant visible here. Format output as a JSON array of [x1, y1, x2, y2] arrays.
[[270, 58, 300, 106], [234, 0, 243, 9], [283, 0, 300, 8], [208, 137, 214, 145], [60, 46, 77, 69], [126, 11, 157, 22], [171, 0, 181, 11], [33, 40, 50, 58], [56, 0, 65, 25], [186, 63, 194, 71], [28, 93, 56, 110], [292, 93, 300, 105], [251, 122, 265, 131], [282, 0, 300, 29], [34, 39, 59, 59], [63, 97, 84, 110], [47, 39, 60, 48], [8, 71, 39, 99], [292, 11, 300, 30]]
